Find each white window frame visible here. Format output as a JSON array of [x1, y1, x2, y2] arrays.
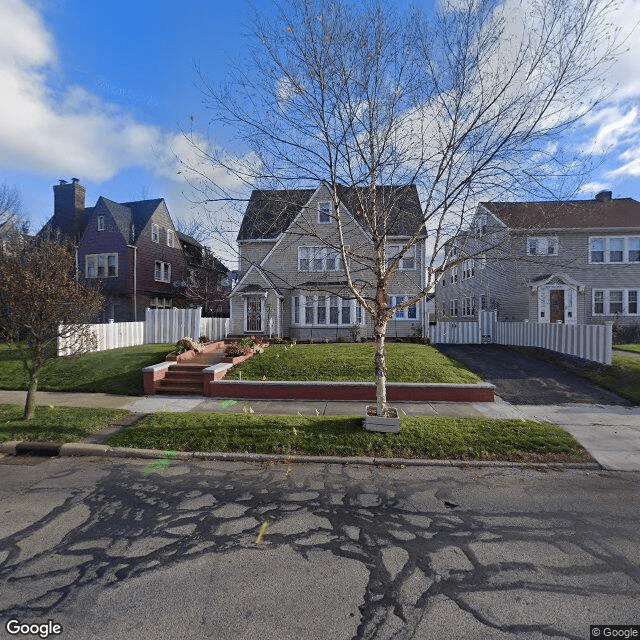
[[592, 288, 640, 316], [291, 294, 365, 326], [589, 236, 640, 264], [386, 244, 416, 271], [167, 228, 174, 248], [97, 215, 105, 231], [476, 215, 487, 237], [154, 261, 171, 283], [298, 246, 343, 272], [450, 299, 459, 316], [85, 253, 118, 278], [462, 259, 475, 280], [462, 297, 474, 316], [151, 224, 159, 243], [450, 267, 459, 284], [318, 201, 332, 224], [527, 236, 558, 256]]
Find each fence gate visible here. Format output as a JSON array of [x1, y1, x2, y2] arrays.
[[479, 310, 497, 343]]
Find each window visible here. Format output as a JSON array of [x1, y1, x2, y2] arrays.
[[298, 246, 343, 272], [527, 237, 558, 256], [593, 290, 604, 315], [152, 224, 159, 243], [462, 297, 474, 316], [389, 295, 417, 320], [154, 261, 171, 282], [462, 259, 475, 279], [476, 215, 487, 236], [609, 290, 623, 314], [450, 299, 458, 316], [592, 289, 640, 316], [150, 297, 172, 309], [386, 244, 416, 270], [590, 238, 605, 263], [590, 236, 640, 264], [318, 201, 331, 223], [167, 229, 174, 248], [480, 294, 488, 311], [85, 253, 118, 278], [97, 215, 105, 231], [450, 267, 458, 284], [291, 294, 364, 326]]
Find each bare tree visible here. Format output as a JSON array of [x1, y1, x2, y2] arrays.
[[0, 182, 27, 235], [182, 0, 620, 417], [0, 236, 103, 419]]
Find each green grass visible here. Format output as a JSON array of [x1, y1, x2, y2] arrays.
[[614, 344, 640, 354], [0, 404, 129, 443], [107, 412, 592, 463], [0, 343, 174, 395], [515, 347, 640, 405], [225, 343, 481, 383]]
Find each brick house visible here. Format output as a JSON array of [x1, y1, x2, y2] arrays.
[[436, 191, 640, 326], [230, 182, 429, 339], [39, 179, 228, 322]]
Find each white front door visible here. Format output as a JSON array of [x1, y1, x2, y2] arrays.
[[537, 286, 576, 324], [245, 296, 264, 332]]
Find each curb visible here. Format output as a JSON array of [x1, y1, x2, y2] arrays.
[[1, 439, 601, 470]]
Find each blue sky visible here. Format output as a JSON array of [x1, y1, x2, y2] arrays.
[[1, 0, 640, 266]]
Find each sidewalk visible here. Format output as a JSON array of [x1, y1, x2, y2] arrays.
[[1, 390, 639, 471]]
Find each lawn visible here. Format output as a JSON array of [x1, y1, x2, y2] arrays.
[[0, 343, 173, 395], [515, 347, 640, 405], [0, 404, 129, 443], [225, 343, 481, 383], [107, 411, 592, 463], [614, 343, 640, 355]]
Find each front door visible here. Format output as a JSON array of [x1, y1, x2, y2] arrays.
[[550, 289, 565, 323], [245, 296, 263, 332]]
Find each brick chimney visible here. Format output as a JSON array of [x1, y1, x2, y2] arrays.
[[595, 190, 612, 202], [52, 178, 86, 239]]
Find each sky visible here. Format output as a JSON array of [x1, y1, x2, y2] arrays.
[[1, 0, 640, 268]]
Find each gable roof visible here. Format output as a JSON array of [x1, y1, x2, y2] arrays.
[[95, 197, 165, 244], [480, 197, 640, 230], [237, 183, 424, 241]]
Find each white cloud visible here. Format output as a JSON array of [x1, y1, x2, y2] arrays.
[[0, 0, 175, 182], [583, 106, 639, 155], [578, 181, 609, 195]]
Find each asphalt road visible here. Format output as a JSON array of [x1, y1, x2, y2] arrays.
[[1, 456, 638, 639], [438, 344, 632, 405]]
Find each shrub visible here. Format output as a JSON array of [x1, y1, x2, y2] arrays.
[[308, 337, 316, 344], [199, 335, 211, 344], [337, 336, 346, 343], [239, 337, 256, 349], [322, 337, 330, 343], [348, 323, 361, 343], [174, 337, 202, 354], [613, 322, 640, 344], [271, 336, 285, 344], [225, 342, 252, 358]]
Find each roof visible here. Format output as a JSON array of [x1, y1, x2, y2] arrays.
[[237, 183, 424, 241], [480, 197, 640, 230]]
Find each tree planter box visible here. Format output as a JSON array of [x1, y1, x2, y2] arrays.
[[363, 406, 400, 433]]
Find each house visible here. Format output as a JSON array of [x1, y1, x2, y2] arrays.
[[230, 182, 428, 339], [178, 231, 230, 317], [436, 191, 640, 326], [39, 179, 229, 322]]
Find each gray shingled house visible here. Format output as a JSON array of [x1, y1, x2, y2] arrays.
[[230, 182, 429, 340], [436, 191, 640, 326]]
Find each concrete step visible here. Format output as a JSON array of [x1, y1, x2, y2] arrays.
[[157, 380, 203, 395]]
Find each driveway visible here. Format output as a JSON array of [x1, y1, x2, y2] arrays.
[[0, 457, 638, 639], [438, 344, 633, 405]]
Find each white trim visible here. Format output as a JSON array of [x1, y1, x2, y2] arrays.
[[592, 288, 640, 316], [231, 264, 277, 296], [589, 235, 640, 264], [537, 284, 577, 324], [244, 295, 265, 332]]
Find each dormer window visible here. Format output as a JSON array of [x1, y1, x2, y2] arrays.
[[97, 215, 105, 231], [318, 201, 331, 223], [152, 224, 159, 243]]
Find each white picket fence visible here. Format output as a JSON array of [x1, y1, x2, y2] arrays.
[[429, 311, 613, 364], [58, 308, 229, 356]]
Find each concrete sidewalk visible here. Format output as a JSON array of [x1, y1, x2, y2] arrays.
[[2, 390, 639, 471]]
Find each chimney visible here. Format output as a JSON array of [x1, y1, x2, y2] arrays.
[[595, 190, 612, 202], [52, 178, 86, 238]]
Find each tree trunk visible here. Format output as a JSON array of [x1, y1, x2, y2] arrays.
[[374, 316, 388, 417], [24, 372, 38, 420]]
